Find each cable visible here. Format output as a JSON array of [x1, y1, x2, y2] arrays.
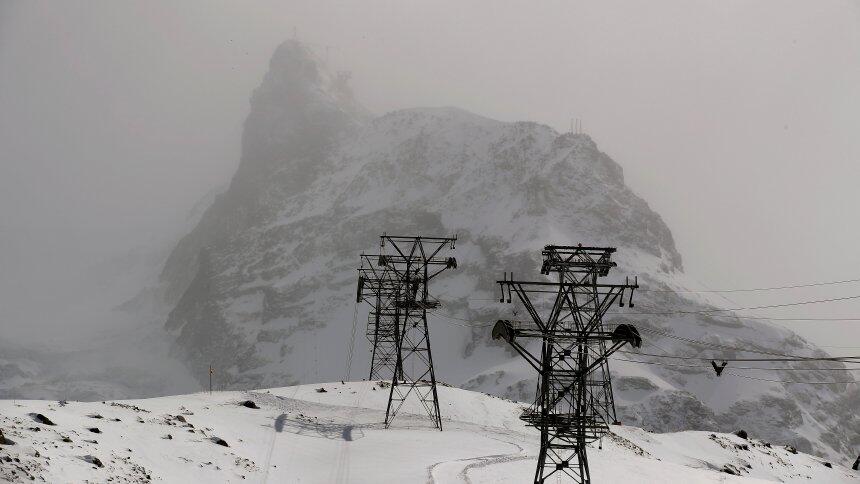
[[633, 326, 821, 359], [605, 324, 839, 361], [613, 293, 860, 316], [638, 277, 860, 293], [619, 350, 860, 363], [427, 310, 494, 328], [724, 372, 860, 385], [682, 315, 860, 322], [612, 357, 859, 371], [343, 301, 359, 382]]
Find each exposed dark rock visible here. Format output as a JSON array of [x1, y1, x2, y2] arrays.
[[735, 430, 748, 440], [29, 413, 55, 426], [211, 437, 229, 447], [240, 400, 259, 409], [86, 428, 101, 434], [315, 388, 327, 393], [82, 455, 103, 468]]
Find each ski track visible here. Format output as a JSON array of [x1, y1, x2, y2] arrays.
[[426, 427, 531, 484]]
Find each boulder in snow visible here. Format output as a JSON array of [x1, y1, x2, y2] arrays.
[[29, 413, 55, 426], [82, 455, 103, 468]]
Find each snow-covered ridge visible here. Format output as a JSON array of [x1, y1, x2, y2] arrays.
[[0, 382, 856, 483]]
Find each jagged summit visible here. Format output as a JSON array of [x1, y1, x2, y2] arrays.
[[155, 40, 858, 460], [237, 39, 367, 187]]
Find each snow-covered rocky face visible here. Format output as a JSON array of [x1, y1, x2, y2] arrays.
[[143, 39, 859, 462]]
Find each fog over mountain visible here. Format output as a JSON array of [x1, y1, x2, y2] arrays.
[[1, 0, 859, 470], [140, 42, 857, 460]]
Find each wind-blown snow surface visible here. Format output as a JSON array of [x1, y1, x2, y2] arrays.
[[0, 382, 856, 483], [154, 39, 860, 461]]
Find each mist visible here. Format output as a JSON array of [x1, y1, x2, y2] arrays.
[[1, 0, 859, 356]]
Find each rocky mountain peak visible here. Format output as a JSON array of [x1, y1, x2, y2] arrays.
[[154, 40, 857, 460]]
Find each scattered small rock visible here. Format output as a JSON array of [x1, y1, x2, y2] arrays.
[[315, 388, 327, 393], [823, 462, 832, 468], [61, 436, 72, 443], [734, 430, 748, 440], [175, 415, 186, 423], [162, 434, 172, 440], [240, 400, 259, 409], [0, 429, 13, 445], [211, 437, 229, 447], [87, 414, 104, 419], [29, 413, 56, 426], [785, 445, 798, 454], [87, 427, 101, 434]]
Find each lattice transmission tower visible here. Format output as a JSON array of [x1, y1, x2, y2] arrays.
[[492, 245, 642, 483], [357, 234, 457, 429]]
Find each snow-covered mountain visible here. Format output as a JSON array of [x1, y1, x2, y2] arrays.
[[1, 381, 857, 483], [155, 40, 859, 461]]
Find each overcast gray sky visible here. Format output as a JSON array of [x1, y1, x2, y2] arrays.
[[1, 1, 859, 347]]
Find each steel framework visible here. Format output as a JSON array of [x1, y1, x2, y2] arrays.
[[492, 245, 642, 483], [357, 234, 457, 429]]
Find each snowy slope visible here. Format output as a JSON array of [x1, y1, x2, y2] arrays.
[[1, 382, 856, 484]]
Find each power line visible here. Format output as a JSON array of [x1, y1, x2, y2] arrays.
[[619, 350, 860, 363], [639, 277, 860, 293], [632, 326, 821, 359], [343, 301, 359, 382], [428, 310, 495, 327], [679, 315, 860, 322], [725, 372, 860, 385], [606, 324, 835, 361], [612, 293, 860, 316], [612, 357, 859, 371]]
